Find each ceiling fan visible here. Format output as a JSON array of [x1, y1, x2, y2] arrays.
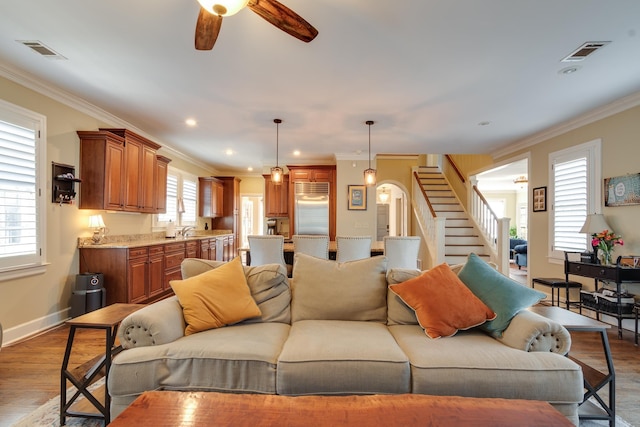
[[195, 0, 318, 50]]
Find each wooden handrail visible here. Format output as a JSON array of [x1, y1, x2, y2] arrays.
[[413, 171, 437, 217], [445, 154, 466, 184]]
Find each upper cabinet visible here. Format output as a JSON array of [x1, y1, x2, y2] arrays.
[[263, 174, 289, 217], [198, 176, 224, 218], [77, 129, 170, 213]]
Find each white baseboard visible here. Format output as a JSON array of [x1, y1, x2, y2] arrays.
[[1, 307, 70, 347]]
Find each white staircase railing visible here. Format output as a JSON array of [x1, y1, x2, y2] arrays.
[[469, 180, 510, 275], [412, 169, 446, 266]]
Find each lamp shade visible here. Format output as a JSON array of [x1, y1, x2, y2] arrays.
[[88, 214, 105, 229], [580, 214, 612, 234]]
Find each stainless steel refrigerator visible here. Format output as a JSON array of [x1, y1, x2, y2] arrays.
[[294, 181, 329, 235]]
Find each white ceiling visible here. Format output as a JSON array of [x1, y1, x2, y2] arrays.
[[1, 0, 640, 173]]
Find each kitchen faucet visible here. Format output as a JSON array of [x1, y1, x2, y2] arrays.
[[180, 226, 195, 238]]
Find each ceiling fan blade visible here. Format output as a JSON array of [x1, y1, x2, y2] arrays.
[[248, 0, 318, 43], [195, 7, 223, 50]]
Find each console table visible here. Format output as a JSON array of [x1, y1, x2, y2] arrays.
[[565, 253, 640, 341]]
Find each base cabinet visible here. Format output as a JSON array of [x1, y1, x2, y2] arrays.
[[79, 242, 185, 305]]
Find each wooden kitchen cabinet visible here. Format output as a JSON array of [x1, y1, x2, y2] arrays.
[[185, 240, 198, 259], [79, 242, 184, 305], [77, 131, 126, 210], [263, 174, 289, 217], [78, 129, 169, 213], [212, 177, 241, 258], [163, 242, 186, 291], [155, 156, 172, 213], [198, 177, 223, 218], [103, 128, 161, 213]]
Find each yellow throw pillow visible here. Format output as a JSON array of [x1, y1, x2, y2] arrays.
[[170, 257, 262, 335], [389, 263, 496, 339]]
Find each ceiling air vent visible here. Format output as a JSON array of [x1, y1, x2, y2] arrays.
[[17, 40, 67, 59], [561, 41, 610, 62]]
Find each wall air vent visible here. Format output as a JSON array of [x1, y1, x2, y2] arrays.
[[561, 41, 610, 62], [17, 40, 67, 59]]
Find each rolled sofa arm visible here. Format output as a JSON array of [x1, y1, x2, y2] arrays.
[[496, 309, 571, 355], [118, 296, 185, 349]]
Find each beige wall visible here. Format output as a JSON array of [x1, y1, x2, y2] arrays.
[[0, 76, 215, 343], [336, 159, 376, 237], [495, 105, 640, 295]]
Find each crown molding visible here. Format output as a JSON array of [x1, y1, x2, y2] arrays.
[[492, 90, 640, 158], [0, 62, 215, 173]]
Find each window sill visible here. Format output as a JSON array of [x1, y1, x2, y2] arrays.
[[0, 263, 49, 282]]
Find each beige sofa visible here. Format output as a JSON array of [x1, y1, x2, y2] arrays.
[[109, 254, 583, 424]]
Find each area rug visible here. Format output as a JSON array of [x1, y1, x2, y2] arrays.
[[11, 378, 105, 427], [12, 385, 634, 427]]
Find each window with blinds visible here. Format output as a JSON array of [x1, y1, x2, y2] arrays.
[[553, 157, 587, 252], [155, 170, 197, 227], [549, 139, 601, 259], [0, 101, 45, 275]]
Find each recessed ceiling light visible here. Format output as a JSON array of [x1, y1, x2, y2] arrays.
[[225, 149, 233, 155], [247, 166, 253, 171], [185, 118, 197, 126], [558, 66, 580, 75], [293, 150, 301, 156]]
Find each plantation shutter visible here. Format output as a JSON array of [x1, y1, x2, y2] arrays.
[[158, 173, 178, 223], [0, 118, 40, 269], [553, 156, 587, 252], [182, 178, 197, 224]]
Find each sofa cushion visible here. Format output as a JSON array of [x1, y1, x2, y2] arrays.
[[277, 320, 410, 395], [291, 253, 387, 322], [389, 264, 496, 339], [386, 263, 465, 326], [170, 257, 262, 335], [388, 324, 583, 406], [457, 253, 545, 337], [109, 322, 291, 407], [181, 258, 291, 324]]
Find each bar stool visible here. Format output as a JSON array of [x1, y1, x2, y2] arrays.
[[383, 236, 421, 270], [336, 236, 372, 263], [532, 278, 582, 311]]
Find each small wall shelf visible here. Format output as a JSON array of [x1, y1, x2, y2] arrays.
[[52, 162, 81, 204]]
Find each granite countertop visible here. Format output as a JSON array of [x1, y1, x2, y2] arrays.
[[78, 230, 233, 249]]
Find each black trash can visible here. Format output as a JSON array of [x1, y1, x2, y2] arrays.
[[70, 273, 106, 318]]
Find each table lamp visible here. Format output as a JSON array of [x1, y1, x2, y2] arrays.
[[89, 214, 106, 244], [580, 213, 612, 260]]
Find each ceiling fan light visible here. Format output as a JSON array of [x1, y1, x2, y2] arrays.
[[197, 0, 249, 16]]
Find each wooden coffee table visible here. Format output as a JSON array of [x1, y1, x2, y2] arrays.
[[110, 391, 574, 426]]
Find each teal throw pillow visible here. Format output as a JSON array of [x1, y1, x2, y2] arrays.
[[457, 253, 545, 337]]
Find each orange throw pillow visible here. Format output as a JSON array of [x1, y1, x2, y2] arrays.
[[170, 257, 261, 335], [389, 263, 496, 339]]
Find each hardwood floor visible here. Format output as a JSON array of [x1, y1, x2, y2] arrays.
[[0, 318, 638, 426]]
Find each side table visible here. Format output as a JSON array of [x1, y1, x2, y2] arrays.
[[60, 303, 144, 425], [528, 305, 615, 427]]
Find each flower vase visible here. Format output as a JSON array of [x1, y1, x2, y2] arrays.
[[599, 249, 613, 266]]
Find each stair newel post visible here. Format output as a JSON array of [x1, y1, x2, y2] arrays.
[[496, 218, 511, 275]]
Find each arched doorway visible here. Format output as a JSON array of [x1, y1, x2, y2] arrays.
[[376, 183, 408, 240]]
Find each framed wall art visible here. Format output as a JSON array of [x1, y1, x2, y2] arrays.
[[532, 186, 547, 212], [348, 185, 367, 210], [604, 173, 640, 207]]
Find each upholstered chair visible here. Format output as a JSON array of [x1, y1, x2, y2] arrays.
[[247, 235, 287, 272], [383, 236, 421, 270], [293, 235, 329, 260], [336, 236, 372, 263]]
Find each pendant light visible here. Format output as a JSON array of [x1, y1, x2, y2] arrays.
[[364, 120, 376, 186], [271, 119, 283, 185]]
